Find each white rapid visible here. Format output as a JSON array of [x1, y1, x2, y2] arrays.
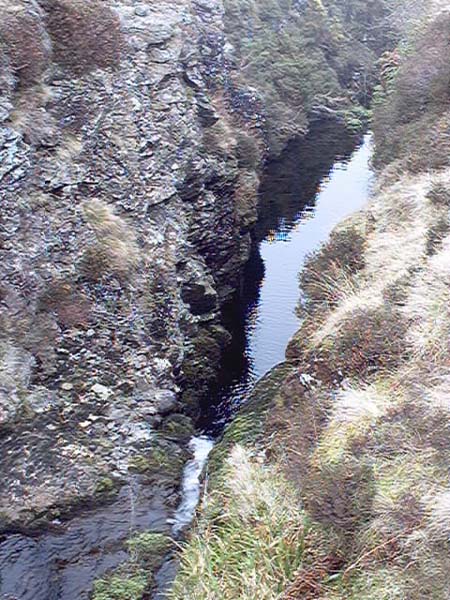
[[171, 436, 215, 537]]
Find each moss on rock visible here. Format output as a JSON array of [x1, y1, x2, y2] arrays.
[[208, 363, 294, 481], [92, 571, 148, 600], [128, 442, 186, 483], [127, 531, 173, 568]]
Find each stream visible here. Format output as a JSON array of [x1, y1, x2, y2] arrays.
[[169, 126, 374, 566], [198, 125, 373, 434], [0, 124, 373, 599]]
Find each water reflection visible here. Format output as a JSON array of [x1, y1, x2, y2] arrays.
[[198, 122, 373, 433]]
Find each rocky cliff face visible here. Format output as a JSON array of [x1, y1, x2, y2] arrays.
[[0, 0, 261, 528], [0, 0, 399, 531]]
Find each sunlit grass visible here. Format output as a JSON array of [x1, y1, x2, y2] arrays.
[[171, 445, 307, 600]]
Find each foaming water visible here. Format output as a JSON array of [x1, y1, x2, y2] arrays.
[[171, 436, 214, 536]]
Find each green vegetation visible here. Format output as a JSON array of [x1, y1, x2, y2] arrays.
[[92, 572, 148, 600], [95, 476, 116, 495], [171, 445, 308, 600], [224, 0, 400, 152], [128, 442, 185, 482], [127, 532, 173, 568], [207, 364, 293, 478], [373, 6, 450, 169], [93, 532, 173, 600], [160, 414, 194, 442], [173, 3, 450, 599]]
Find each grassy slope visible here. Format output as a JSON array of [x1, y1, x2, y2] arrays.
[[172, 4, 450, 599]]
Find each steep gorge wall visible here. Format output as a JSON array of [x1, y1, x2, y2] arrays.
[[0, 0, 262, 528]]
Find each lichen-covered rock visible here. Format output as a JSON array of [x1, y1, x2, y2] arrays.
[[0, 0, 260, 528]]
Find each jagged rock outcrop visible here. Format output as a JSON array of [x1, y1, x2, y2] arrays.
[[0, 0, 261, 527]]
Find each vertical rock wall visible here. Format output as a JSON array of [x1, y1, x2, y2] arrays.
[[0, 0, 261, 525]]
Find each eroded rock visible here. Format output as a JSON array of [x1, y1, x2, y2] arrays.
[[0, 0, 260, 533]]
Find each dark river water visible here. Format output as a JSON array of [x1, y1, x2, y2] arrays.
[[169, 125, 374, 580], [0, 123, 373, 599], [198, 124, 373, 432]]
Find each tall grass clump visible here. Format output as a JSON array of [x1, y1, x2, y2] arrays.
[[171, 445, 307, 600], [299, 218, 367, 316], [80, 200, 140, 281]]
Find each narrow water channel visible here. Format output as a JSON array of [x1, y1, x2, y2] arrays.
[[171, 127, 374, 540], [200, 125, 373, 433], [0, 125, 373, 600]]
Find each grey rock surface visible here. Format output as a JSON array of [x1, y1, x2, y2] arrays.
[[0, 0, 262, 526]]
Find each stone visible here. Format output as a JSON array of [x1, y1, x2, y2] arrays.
[[91, 384, 112, 400], [134, 6, 148, 17], [154, 389, 178, 415], [181, 281, 217, 315], [196, 94, 219, 126]]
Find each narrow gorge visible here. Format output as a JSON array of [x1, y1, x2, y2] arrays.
[[2, 1, 445, 599]]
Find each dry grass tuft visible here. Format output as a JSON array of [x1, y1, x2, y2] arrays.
[[171, 445, 308, 600], [403, 237, 450, 362], [41, 0, 123, 75], [311, 300, 408, 379], [80, 200, 140, 281], [299, 220, 366, 316]]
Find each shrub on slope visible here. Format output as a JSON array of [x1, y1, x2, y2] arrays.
[[223, 0, 399, 153], [374, 8, 450, 170]]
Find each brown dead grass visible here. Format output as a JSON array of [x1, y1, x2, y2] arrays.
[[0, 6, 50, 87], [41, 0, 123, 75], [80, 200, 140, 281]]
